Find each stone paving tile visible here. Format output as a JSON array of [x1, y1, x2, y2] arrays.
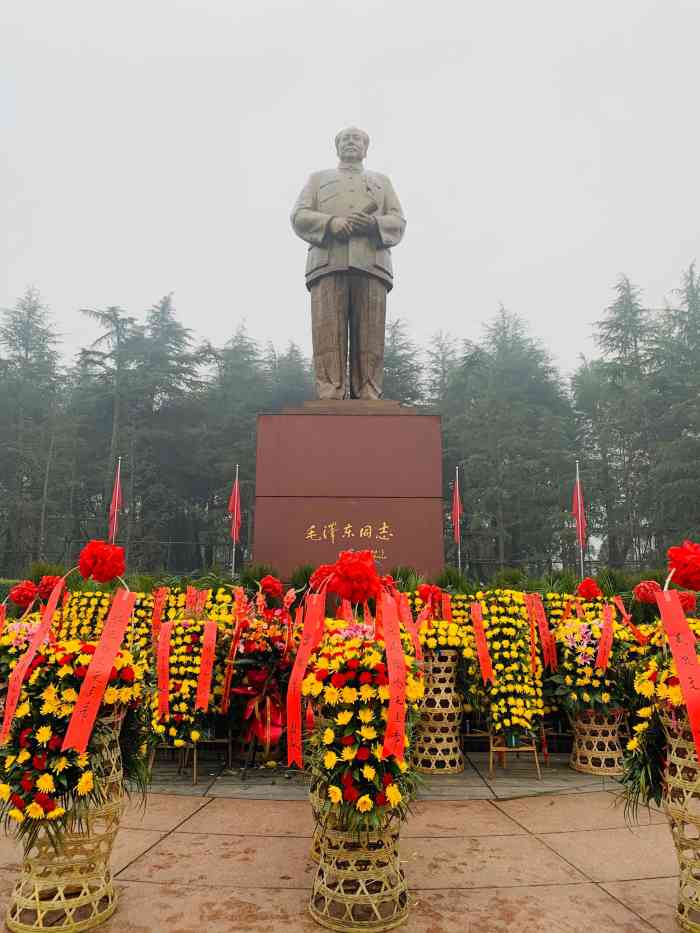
[[207, 781, 311, 800], [602, 877, 678, 933], [122, 793, 212, 832], [178, 798, 313, 836], [495, 790, 665, 834], [99, 880, 656, 933], [412, 884, 656, 932], [537, 823, 678, 883], [403, 834, 586, 889], [112, 828, 168, 874], [404, 800, 526, 837], [117, 832, 316, 888], [416, 785, 495, 800]]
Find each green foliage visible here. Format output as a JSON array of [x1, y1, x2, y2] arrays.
[[388, 566, 423, 592], [25, 561, 66, 582], [433, 565, 474, 593], [0, 580, 19, 603], [621, 713, 666, 821], [289, 565, 314, 592], [490, 567, 527, 589], [239, 563, 279, 591]]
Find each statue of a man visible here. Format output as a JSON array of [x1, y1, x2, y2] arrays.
[[291, 127, 406, 400]]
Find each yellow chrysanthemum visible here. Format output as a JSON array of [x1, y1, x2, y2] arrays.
[[386, 785, 403, 807], [0, 784, 10, 801], [328, 785, 342, 805], [8, 808, 24, 823], [358, 707, 374, 723], [26, 802, 45, 819], [47, 806, 65, 820], [76, 771, 94, 796], [359, 726, 377, 741], [51, 756, 68, 774], [322, 728, 335, 745], [362, 764, 376, 781], [356, 795, 373, 813], [335, 711, 353, 726], [341, 746, 356, 762], [323, 751, 338, 770], [36, 774, 55, 793]]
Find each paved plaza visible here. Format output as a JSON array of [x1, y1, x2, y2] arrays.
[[0, 752, 679, 932]]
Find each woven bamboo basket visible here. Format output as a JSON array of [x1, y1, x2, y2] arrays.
[[569, 709, 624, 776], [661, 708, 700, 932], [309, 823, 407, 932], [413, 650, 464, 774], [310, 784, 324, 863], [6, 711, 125, 933]]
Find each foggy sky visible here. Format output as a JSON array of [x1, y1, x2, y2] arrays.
[[2, 0, 698, 373]]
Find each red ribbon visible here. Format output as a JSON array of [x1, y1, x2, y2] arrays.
[[575, 599, 585, 620], [612, 595, 648, 645], [62, 590, 137, 754], [220, 616, 247, 714], [1, 578, 64, 744], [195, 621, 218, 711], [595, 604, 614, 670], [656, 589, 700, 761], [151, 586, 169, 647], [397, 593, 423, 661], [526, 593, 557, 671], [380, 591, 407, 761], [184, 586, 208, 615], [470, 601, 494, 685], [441, 593, 452, 622], [562, 599, 573, 621], [0, 604, 5, 637], [526, 596, 538, 675], [339, 599, 354, 622], [157, 621, 172, 721], [286, 592, 326, 767]]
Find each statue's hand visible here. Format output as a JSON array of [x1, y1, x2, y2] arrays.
[[329, 217, 353, 240], [347, 212, 377, 235]]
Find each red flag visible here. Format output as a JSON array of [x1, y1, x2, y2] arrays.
[[571, 475, 586, 548], [451, 476, 463, 544], [109, 459, 123, 544], [228, 471, 242, 543]]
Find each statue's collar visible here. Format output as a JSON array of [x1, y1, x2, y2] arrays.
[[337, 160, 363, 174]]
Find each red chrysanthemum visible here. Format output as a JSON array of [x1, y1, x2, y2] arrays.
[[8, 580, 38, 608], [37, 575, 62, 600], [633, 580, 662, 605], [576, 577, 602, 600], [668, 540, 700, 591], [259, 575, 283, 599], [678, 591, 698, 614], [78, 539, 126, 583], [309, 563, 335, 592], [325, 550, 381, 604]]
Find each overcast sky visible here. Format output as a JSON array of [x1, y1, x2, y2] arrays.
[[2, 0, 698, 374]]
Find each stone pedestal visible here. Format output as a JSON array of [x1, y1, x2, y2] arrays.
[[253, 401, 444, 578]]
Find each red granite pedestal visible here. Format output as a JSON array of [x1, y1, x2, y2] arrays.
[[252, 400, 444, 578]]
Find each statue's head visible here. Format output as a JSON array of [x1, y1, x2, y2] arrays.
[[335, 126, 370, 161]]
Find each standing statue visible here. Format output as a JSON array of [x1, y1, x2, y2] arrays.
[[291, 127, 406, 400]]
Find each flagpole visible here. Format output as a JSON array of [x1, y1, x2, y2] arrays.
[[231, 464, 239, 579], [576, 459, 584, 580], [455, 465, 462, 575], [110, 457, 121, 544]]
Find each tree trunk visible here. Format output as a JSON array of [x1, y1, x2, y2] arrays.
[[38, 427, 56, 561]]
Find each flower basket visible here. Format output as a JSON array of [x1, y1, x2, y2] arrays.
[[413, 649, 464, 774], [660, 708, 700, 932], [569, 708, 624, 776], [6, 711, 125, 933], [309, 822, 407, 932]]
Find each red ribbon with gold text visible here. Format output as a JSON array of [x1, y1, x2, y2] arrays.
[[397, 593, 423, 661], [526, 593, 557, 671], [525, 595, 538, 675], [62, 590, 137, 753], [469, 601, 494, 685], [441, 593, 452, 622], [656, 589, 700, 761], [380, 591, 407, 761], [1, 578, 64, 744], [157, 621, 173, 721], [612, 595, 648, 645], [595, 604, 615, 671], [286, 592, 326, 767], [195, 620, 218, 711], [151, 586, 169, 647]]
